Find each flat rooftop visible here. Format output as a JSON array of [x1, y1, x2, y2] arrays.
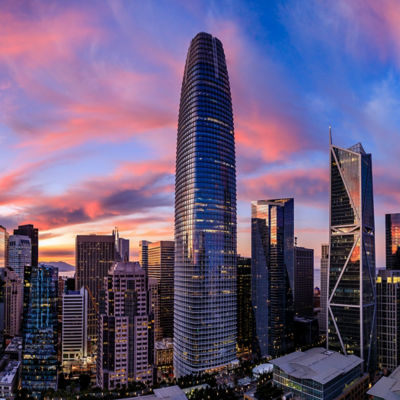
[[367, 366, 400, 399], [0, 360, 20, 385], [270, 347, 363, 385], [123, 385, 187, 400]]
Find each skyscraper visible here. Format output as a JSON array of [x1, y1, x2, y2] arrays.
[[148, 241, 174, 339], [8, 235, 31, 280], [75, 234, 116, 349], [328, 140, 376, 371], [22, 264, 58, 396], [139, 240, 151, 272], [62, 287, 88, 372], [251, 199, 294, 358], [97, 262, 152, 389], [3, 267, 23, 337], [0, 226, 9, 269], [376, 270, 400, 371], [294, 246, 314, 317], [237, 256, 252, 358], [174, 32, 237, 376], [386, 213, 400, 270], [13, 224, 38, 267], [319, 244, 329, 334]]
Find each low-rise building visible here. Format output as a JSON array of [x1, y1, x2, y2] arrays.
[[0, 357, 20, 400], [271, 347, 368, 400], [5, 337, 23, 361], [368, 366, 400, 399], [155, 338, 173, 382], [122, 385, 187, 400]]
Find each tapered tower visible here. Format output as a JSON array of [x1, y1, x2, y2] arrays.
[[174, 32, 237, 377]]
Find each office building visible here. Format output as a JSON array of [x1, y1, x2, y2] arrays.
[[272, 347, 368, 400], [251, 199, 294, 358], [294, 246, 314, 317], [386, 213, 400, 270], [154, 338, 173, 382], [13, 224, 38, 267], [97, 262, 152, 389], [75, 233, 116, 348], [139, 240, 151, 271], [377, 269, 400, 371], [368, 366, 400, 399], [328, 140, 376, 371], [3, 267, 23, 337], [319, 244, 329, 334], [62, 287, 88, 372], [0, 226, 8, 269], [118, 237, 130, 262], [237, 256, 253, 358], [174, 32, 237, 376], [148, 241, 174, 339], [0, 356, 20, 400], [22, 264, 58, 395], [8, 235, 31, 280]]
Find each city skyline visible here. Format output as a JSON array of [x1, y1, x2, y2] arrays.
[[1, 1, 399, 269]]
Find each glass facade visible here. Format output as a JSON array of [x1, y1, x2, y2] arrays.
[[251, 199, 294, 358], [22, 264, 58, 397], [328, 142, 376, 371], [174, 32, 237, 376], [386, 213, 400, 270]]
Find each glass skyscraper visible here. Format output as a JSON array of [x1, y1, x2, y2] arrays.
[[174, 32, 237, 376], [328, 140, 376, 372], [251, 199, 294, 359], [386, 213, 400, 270]]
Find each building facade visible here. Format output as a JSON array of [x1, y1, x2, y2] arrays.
[[0, 226, 8, 270], [97, 262, 152, 389], [174, 32, 237, 376], [3, 267, 23, 337], [13, 224, 38, 268], [147, 241, 174, 339], [237, 256, 252, 358], [294, 246, 314, 317], [75, 234, 116, 348], [139, 240, 151, 272], [319, 244, 329, 334], [376, 269, 400, 371], [62, 287, 88, 372], [22, 264, 58, 395], [8, 234, 31, 280], [328, 140, 376, 372], [386, 213, 400, 270], [251, 199, 294, 358]]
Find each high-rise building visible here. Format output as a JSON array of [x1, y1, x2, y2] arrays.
[[62, 287, 88, 372], [319, 244, 329, 334], [3, 267, 23, 337], [139, 240, 151, 272], [22, 264, 58, 395], [13, 224, 38, 267], [75, 234, 116, 348], [0, 226, 9, 269], [294, 246, 314, 317], [174, 32, 237, 377], [237, 256, 252, 358], [97, 262, 152, 389], [118, 238, 130, 262], [386, 213, 400, 270], [147, 241, 174, 339], [376, 269, 400, 371], [251, 199, 294, 358], [328, 140, 376, 371], [8, 235, 31, 280]]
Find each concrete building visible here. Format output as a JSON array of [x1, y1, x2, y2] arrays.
[[271, 347, 368, 400], [5, 337, 23, 361], [62, 287, 88, 372], [368, 366, 400, 399], [97, 262, 152, 389], [122, 386, 187, 400], [154, 338, 173, 382], [8, 235, 31, 280], [294, 246, 314, 317], [3, 267, 23, 337], [0, 357, 20, 400], [319, 244, 329, 334]]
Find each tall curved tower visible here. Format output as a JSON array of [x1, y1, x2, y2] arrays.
[[174, 32, 237, 377]]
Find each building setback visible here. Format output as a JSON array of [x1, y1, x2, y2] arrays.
[[319, 244, 329, 334], [328, 140, 376, 372], [147, 241, 174, 339], [294, 246, 314, 317], [386, 213, 400, 270], [174, 32, 237, 376], [251, 199, 294, 358], [97, 262, 152, 389], [75, 234, 116, 349]]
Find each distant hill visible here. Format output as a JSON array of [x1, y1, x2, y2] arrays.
[[39, 261, 75, 276]]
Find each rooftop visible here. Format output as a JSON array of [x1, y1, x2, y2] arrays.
[[367, 366, 400, 399], [270, 347, 363, 385], [5, 337, 22, 353], [124, 385, 187, 400], [0, 360, 20, 385]]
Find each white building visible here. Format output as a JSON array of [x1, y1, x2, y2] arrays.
[[0, 358, 20, 399], [62, 287, 88, 371], [8, 235, 31, 279]]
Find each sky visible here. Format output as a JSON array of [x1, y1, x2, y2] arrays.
[[0, 0, 399, 269]]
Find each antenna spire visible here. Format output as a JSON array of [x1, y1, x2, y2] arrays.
[[329, 125, 332, 146]]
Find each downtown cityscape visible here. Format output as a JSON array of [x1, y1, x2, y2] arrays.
[[0, 1, 399, 400]]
